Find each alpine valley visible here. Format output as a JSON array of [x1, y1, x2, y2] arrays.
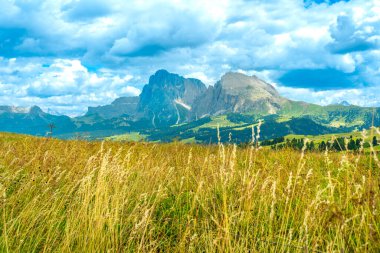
[[1, 70, 379, 143]]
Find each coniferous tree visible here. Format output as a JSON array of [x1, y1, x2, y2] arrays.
[[319, 141, 327, 151], [356, 139, 361, 148], [348, 139, 357, 150], [309, 141, 315, 151]]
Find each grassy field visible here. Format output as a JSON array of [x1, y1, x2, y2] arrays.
[[285, 131, 365, 144], [0, 132, 380, 252], [191, 115, 241, 130], [105, 132, 147, 142]]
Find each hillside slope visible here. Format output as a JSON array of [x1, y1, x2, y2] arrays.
[[0, 106, 76, 136]]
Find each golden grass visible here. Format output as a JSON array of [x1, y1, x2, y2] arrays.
[[0, 132, 379, 252]]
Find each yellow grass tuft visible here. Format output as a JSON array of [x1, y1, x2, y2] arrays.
[[0, 132, 379, 252]]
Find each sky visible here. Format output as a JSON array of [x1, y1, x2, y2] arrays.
[[0, 0, 379, 115]]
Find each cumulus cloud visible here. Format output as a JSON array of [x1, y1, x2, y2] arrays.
[[278, 68, 362, 90], [62, 0, 113, 22], [109, 4, 222, 57], [0, 0, 380, 114], [277, 85, 380, 108], [327, 14, 379, 54], [304, 0, 350, 8], [0, 58, 141, 115]]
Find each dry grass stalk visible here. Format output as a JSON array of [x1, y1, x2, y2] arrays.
[[0, 132, 379, 252]]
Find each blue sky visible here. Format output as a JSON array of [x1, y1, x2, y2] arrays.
[[0, 0, 379, 115]]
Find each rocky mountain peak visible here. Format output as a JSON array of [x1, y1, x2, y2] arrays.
[[338, 101, 351, 106], [137, 70, 207, 126], [219, 72, 280, 99], [0, 105, 44, 115], [80, 70, 290, 127], [148, 69, 183, 88], [29, 106, 44, 115], [192, 72, 287, 117]]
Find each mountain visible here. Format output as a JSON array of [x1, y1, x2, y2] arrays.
[[192, 72, 288, 118], [136, 70, 207, 126], [0, 105, 76, 136], [47, 108, 64, 116], [86, 96, 139, 119], [0, 105, 31, 114], [1, 69, 379, 143], [338, 101, 351, 106], [83, 70, 286, 124]]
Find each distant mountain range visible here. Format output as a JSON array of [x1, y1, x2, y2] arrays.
[[1, 70, 379, 143]]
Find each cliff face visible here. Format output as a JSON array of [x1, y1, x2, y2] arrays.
[[137, 70, 207, 126], [84, 70, 289, 125], [3, 70, 380, 140], [192, 72, 288, 118]]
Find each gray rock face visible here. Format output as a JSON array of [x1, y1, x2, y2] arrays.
[[84, 71, 289, 126], [193, 72, 288, 118], [86, 96, 139, 119], [137, 70, 207, 126], [29, 106, 44, 116]]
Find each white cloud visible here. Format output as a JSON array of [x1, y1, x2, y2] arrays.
[[0, 58, 141, 115], [184, 71, 216, 87], [0, 0, 380, 113], [277, 85, 380, 107]]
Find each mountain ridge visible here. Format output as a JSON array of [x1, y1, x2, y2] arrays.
[[0, 69, 379, 142]]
